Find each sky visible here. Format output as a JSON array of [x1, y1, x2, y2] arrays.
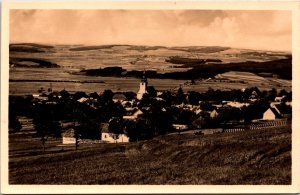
[[10, 10, 291, 51]]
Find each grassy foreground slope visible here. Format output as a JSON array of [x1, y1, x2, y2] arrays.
[[9, 126, 291, 184]]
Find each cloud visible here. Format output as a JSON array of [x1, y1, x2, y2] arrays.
[[10, 10, 291, 51]]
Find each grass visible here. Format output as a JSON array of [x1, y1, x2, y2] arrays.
[[9, 126, 291, 184]]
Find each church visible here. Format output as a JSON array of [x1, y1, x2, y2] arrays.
[[137, 71, 148, 100]]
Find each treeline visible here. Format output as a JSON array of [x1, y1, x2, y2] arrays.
[[165, 56, 222, 65], [80, 57, 292, 80], [9, 57, 60, 68], [181, 57, 292, 80]]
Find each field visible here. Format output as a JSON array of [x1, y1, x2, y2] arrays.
[[9, 68, 291, 95], [9, 43, 291, 95], [181, 71, 291, 92], [9, 126, 291, 184]]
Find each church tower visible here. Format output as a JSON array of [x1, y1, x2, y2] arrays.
[[137, 70, 148, 100]]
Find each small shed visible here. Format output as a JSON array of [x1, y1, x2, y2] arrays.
[[62, 128, 76, 144]]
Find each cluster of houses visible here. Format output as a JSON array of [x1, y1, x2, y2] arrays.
[[32, 72, 292, 145]]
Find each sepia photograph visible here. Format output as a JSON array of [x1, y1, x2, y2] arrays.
[[1, 1, 300, 194]]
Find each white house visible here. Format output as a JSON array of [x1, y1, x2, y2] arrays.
[[263, 108, 280, 120], [101, 133, 129, 143], [101, 123, 129, 143], [32, 94, 48, 101], [262, 104, 291, 120], [172, 124, 188, 131], [62, 128, 76, 144]]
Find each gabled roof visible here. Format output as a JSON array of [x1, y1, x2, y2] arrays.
[[113, 93, 127, 101], [268, 108, 282, 118], [101, 123, 109, 133], [210, 109, 219, 118], [78, 97, 89, 103], [62, 128, 75, 137], [274, 104, 292, 115]]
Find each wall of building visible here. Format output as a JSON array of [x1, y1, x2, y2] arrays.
[[263, 108, 276, 120], [63, 137, 76, 144]]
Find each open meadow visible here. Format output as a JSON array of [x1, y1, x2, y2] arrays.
[[9, 126, 291, 185], [9, 44, 291, 95]]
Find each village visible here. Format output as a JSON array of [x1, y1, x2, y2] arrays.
[[9, 71, 292, 148]]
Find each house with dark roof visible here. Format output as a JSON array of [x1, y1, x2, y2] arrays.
[[112, 93, 127, 103], [272, 104, 292, 118], [262, 104, 291, 120]]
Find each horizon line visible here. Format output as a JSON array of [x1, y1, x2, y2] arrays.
[[9, 42, 292, 53]]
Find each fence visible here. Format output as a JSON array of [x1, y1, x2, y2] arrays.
[[223, 128, 245, 133], [249, 120, 288, 130], [222, 119, 289, 133]]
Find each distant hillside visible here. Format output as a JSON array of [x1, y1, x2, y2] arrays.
[[170, 46, 231, 53], [69, 45, 168, 51], [69, 45, 121, 51], [166, 56, 222, 64], [180, 57, 292, 80], [79, 58, 292, 80], [9, 43, 54, 53]]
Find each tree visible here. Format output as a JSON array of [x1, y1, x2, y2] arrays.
[[108, 117, 124, 143], [125, 119, 153, 142], [176, 87, 186, 104], [73, 91, 88, 101], [278, 89, 288, 97], [147, 86, 157, 98], [9, 109, 22, 133], [33, 103, 62, 152], [123, 91, 136, 101], [160, 91, 174, 106], [60, 89, 70, 99], [267, 88, 277, 101], [188, 91, 200, 105], [101, 89, 114, 103], [177, 109, 196, 125], [200, 101, 213, 111], [89, 92, 100, 99], [38, 87, 45, 94]]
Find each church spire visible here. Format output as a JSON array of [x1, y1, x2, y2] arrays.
[[141, 69, 147, 83], [137, 67, 148, 100]]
